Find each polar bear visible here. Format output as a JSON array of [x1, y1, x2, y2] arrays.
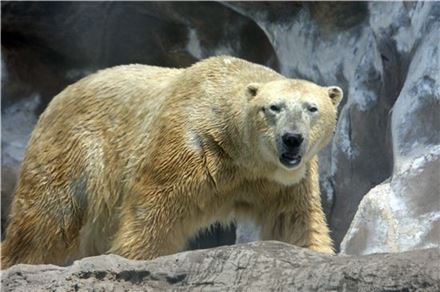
[[1, 56, 343, 268]]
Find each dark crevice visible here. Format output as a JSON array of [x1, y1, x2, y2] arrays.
[[114, 270, 153, 284]]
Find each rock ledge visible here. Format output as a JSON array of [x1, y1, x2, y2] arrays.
[[2, 241, 439, 291]]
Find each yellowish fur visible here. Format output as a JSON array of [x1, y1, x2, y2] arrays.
[[1, 56, 342, 269]]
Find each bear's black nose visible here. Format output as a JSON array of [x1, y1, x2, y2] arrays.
[[282, 133, 304, 150]]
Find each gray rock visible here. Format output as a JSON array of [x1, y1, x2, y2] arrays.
[[2, 242, 439, 291], [340, 6, 440, 255], [235, 219, 260, 244], [1, 95, 41, 238], [341, 148, 440, 255]]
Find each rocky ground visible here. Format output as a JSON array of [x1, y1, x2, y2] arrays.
[[2, 241, 439, 291]]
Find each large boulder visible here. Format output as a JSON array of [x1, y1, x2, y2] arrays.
[[340, 7, 440, 254], [2, 241, 439, 291], [341, 149, 440, 255]]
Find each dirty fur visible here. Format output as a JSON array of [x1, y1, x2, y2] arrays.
[[1, 56, 343, 268]]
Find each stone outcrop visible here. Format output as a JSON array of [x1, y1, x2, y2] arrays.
[[341, 151, 440, 255], [2, 242, 439, 291]]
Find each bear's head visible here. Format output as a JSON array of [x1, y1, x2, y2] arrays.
[[245, 79, 343, 184]]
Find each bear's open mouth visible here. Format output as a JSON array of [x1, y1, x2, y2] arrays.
[[280, 152, 302, 168]]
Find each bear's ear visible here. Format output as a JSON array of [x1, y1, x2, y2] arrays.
[[327, 86, 343, 106], [246, 83, 260, 101]]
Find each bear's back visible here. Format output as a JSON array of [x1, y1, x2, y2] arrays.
[[19, 64, 183, 189], [31, 64, 182, 143], [21, 57, 282, 186]]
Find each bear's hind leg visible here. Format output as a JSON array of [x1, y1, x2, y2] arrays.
[[1, 187, 84, 269]]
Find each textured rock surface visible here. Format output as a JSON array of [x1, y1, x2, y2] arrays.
[[2, 2, 439, 253], [341, 151, 440, 255], [340, 2, 440, 254], [1, 95, 41, 238], [2, 241, 439, 291]]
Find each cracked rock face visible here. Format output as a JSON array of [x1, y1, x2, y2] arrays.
[[341, 148, 440, 255], [1, 2, 439, 254], [2, 242, 439, 291], [340, 2, 440, 254]]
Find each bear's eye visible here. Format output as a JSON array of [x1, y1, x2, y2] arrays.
[[308, 106, 318, 113], [269, 105, 281, 113]]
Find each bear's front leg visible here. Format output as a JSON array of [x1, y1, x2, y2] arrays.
[[108, 187, 190, 260], [294, 207, 335, 254], [259, 199, 334, 254]]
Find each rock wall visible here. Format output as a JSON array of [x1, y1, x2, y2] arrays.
[[1, 2, 439, 253], [2, 242, 439, 291]]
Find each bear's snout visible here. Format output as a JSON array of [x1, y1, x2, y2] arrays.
[[279, 132, 304, 168], [282, 132, 303, 152]]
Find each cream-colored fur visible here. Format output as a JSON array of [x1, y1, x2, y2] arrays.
[[1, 56, 343, 269]]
